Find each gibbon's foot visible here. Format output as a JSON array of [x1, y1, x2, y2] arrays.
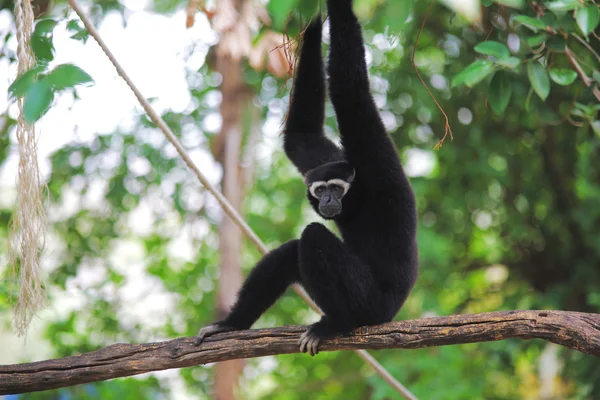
[[194, 322, 235, 346], [298, 328, 321, 356], [298, 318, 338, 356]]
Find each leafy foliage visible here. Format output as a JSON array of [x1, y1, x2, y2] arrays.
[[8, 19, 93, 122], [453, 0, 600, 132]]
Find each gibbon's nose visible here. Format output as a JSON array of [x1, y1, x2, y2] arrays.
[[319, 192, 341, 217]]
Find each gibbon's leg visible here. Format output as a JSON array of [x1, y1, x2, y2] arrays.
[[297, 223, 382, 355], [195, 240, 300, 345], [283, 16, 344, 174]]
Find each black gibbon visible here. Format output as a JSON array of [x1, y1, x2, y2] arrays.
[[195, 0, 418, 356]]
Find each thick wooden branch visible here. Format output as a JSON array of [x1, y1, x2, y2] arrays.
[[1, 310, 599, 395]]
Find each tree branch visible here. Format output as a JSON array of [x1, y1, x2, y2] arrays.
[[1, 310, 599, 395], [565, 47, 600, 102]]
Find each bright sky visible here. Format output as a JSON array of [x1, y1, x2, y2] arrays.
[[0, 1, 221, 188]]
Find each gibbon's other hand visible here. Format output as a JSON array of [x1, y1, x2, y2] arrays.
[[194, 322, 235, 346]]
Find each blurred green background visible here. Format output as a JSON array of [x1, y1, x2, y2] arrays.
[[1, 0, 599, 398]]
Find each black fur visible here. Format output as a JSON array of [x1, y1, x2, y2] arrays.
[[195, 0, 418, 353], [282, 15, 344, 174]]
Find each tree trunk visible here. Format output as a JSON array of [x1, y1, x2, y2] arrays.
[[214, 1, 253, 396]]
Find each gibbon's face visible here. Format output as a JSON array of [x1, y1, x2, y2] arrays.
[[305, 161, 355, 219]]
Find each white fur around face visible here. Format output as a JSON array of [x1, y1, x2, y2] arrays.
[[308, 179, 352, 198]]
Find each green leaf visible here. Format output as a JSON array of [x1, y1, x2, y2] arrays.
[[546, 35, 566, 52], [570, 103, 588, 118], [474, 41, 510, 59], [31, 35, 54, 63], [481, 0, 493, 6], [46, 64, 94, 90], [549, 68, 577, 85], [546, 0, 580, 12], [558, 13, 582, 34], [527, 61, 550, 100], [23, 80, 54, 123], [33, 19, 58, 35], [496, 56, 521, 69], [513, 15, 547, 31], [592, 121, 600, 137], [70, 30, 90, 42], [496, 0, 525, 8], [66, 19, 90, 43], [452, 60, 494, 88], [576, 5, 600, 36], [379, 0, 412, 32], [267, 0, 299, 31], [66, 19, 80, 32], [489, 71, 512, 115], [8, 65, 45, 98], [526, 33, 549, 47], [31, 20, 57, 64], [541, 12, 558, 27]]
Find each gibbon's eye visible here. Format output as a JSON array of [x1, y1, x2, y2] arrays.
[[314, 186, 326, 197], [330, 185, 344, 197]]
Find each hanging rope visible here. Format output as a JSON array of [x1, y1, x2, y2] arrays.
[[8, 0, 48, 336], [67, 1, 417, 398]]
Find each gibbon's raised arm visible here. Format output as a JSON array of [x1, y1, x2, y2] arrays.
[[283, 17, 344, 175], [326, 0, 401, 179]]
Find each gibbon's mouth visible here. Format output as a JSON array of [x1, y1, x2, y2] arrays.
[[319, 205, 342, 218]]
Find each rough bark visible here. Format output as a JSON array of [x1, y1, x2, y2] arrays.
[[1, 310, 599, 395]]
